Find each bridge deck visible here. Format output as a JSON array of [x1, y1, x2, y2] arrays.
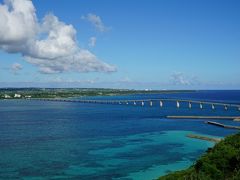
[[29, 98, 240, 109]]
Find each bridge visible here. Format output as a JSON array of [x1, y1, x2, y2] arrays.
[[30, 98, 240, 111], [28, 98, 240, 130]]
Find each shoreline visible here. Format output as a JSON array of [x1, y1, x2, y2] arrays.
[[0, 89, 196, 99], [158, 132, 240, 180], [186, 133, 222, 143]]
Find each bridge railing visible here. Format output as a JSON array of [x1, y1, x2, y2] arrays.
[[28, 98, 240, 111]]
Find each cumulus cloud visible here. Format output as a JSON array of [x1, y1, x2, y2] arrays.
[[0, 0, 37, 53], [171, 72, 190, 85], [170, 72, 199, 86], [88, 37, 97, 47], [11, 63, 22, 74], [25, 49, 116, 74], [82, 13, 109, 32], [0, 0, 116, 74]]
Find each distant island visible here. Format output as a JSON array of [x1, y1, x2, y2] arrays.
[[0, 88, 195, 99], [158, 132, 240, 180]]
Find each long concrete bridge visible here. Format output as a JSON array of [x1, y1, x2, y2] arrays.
[[30, 98, 240, 111]]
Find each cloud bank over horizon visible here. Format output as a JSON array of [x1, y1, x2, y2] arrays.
[[0, 0, 116, 74]]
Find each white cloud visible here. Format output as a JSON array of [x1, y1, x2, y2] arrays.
[[82, 13, 109, 32], [170, 72, 199, 86], [11, 63, 22, 74], [88, 37, 97, 47], [171, 72, 190, 85], [27, 14, 78, 60], [0, 0, 116, 74], [25, 49, 116, 74], [0, 0, 37, 53]]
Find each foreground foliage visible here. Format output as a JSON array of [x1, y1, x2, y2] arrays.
[[159, 132, 240, 180]]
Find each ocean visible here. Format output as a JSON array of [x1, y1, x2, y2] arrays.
[[0, 90, 239, 180]]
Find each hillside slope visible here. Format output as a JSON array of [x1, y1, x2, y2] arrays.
[[158, 132, 240, 180]]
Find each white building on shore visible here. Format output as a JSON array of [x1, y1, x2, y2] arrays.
[[4, 94, 11, 98], [14, 94, 21, 98]]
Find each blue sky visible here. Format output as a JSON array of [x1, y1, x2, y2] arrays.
[[0, 0, 239, 89]]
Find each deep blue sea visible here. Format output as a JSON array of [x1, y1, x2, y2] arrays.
[[0, 90, 240, 180]]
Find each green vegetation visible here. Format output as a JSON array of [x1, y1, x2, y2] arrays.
[[0, 88, 195, 99], [158, 132, 240, 180]]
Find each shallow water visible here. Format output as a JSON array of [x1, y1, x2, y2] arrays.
[[0, 90, 239, 179]]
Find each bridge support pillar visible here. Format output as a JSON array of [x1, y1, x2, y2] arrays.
[[189, 102, 192, 109], [160, 101, 163, 107], [224, 105, 228, 110], [212, 104, 215, 110], [176, 101, 180, 108], [150, 101, 153, 106]]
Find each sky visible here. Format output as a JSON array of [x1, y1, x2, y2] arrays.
[[0, 0, 240, 89]]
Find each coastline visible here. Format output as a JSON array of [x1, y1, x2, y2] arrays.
[[186, 134, 221, 143], [158, 132, 240, 180], [0, 88, 196, 99]]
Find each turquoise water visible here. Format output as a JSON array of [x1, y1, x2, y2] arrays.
[[0, 91, 239, 179]]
